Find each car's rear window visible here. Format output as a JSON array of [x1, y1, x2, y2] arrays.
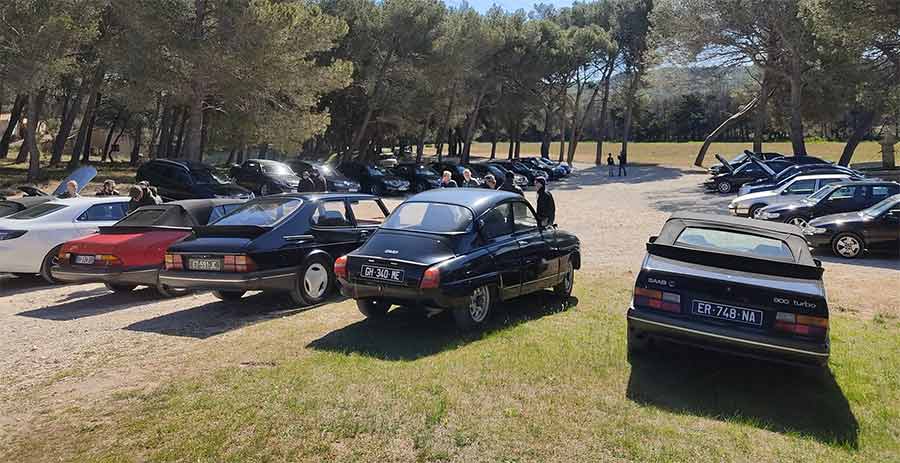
[[212, 199, 302, 226], [675, 227, 793, 260], [382, 202, 472, 233], [7, 203, 67, 220]]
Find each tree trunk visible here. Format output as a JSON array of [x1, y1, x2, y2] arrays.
[[258, 143, 269, 160], [25, 91, 48, 182], [557, 86, 567, 163], [620, 72, 640, 163], [109, 116, 129, 162], [71, 91, 100, 166], [155, 104, 172, 159], [82, 108, 97, 163], [184, 81, 204, 161], [490, 129, 497, 160], [595, 56, 617, 162], [51, 66, 100, 165], [569, 82, 602, 164], [435, 83, 457, 159], [0, 94, 25, 159], [130, 122, 142, 166], [838, 110, 877, 166], [415, 117, 429, 163], [350, 47, 396, 156], [226, 146, 237, 165], [199, 111, 208, 162], [462, 82, 489, 164], [102, 110, 123, 161], [788, 53, 806, 156], [173, 109, 188, 158], [541, 106, 552, 159], [694, 94, 763, 167]]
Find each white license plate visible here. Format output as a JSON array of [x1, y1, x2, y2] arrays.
[[360, 265, 404, 283], [74, 255, 95, 265], [692, 300, 763, 326], [188, 258, 223, 272], [349, 188, 359, 192]]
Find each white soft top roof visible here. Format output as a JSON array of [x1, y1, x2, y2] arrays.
[[45, 196, 130, 207]]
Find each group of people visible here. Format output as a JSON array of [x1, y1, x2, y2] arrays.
[[439, 168, 556, 228], [297, 169, 327, 193], [606, 152, 627, 177], [56, 177, 160, 213]]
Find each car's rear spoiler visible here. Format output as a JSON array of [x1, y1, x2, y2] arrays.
[[193, 225, 269, 238], [646, 242, 824, 280], [99, 225, 192, 234]]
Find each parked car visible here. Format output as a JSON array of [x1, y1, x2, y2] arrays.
[[487, 160, 547, 185], [757, 180, 900, 227], [136, 159, 253, 201], [519, 157, 566, 180], [51, 199, 245, 295], [390, 163, 442, 193], [804, 194, 900, 259], [466, 163, 528, 188], [0, 166, 98, 218], [704, 156, 794, 193], [229, 159, 299, 195], [429, 162, 478, 185], [159, 193, 389, 304], [627, 213, 830, 366], [738, 162, 861, 196], [728, 174, 854, 218], [0, 196, 130, 283], [524, 156, 571, 176], [336, 189, 581, 330], [707, 151, 784, 175], [337, 162, 410, 195], [288, 160, 360, 192]]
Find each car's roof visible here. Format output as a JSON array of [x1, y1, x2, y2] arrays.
[[126, 199, 244, 226], [788, 173, 852, 181], [47, 196, 130, 206], [405, 189, 522, 216], [252, 192, 377, 201], [828, 179, 897, 187], [147, 158, 213, 170]]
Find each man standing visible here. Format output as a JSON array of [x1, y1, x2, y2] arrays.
[[460, 168, 479, 187], [297, 171, 316, 193], [483, 174, 498, 190], [58, 180, 80, 198], [311, 169, 327, 192], [607, 153, 615, 177], [617, 152, 627, 177], [535, 177, 555, 227], [441, 171, 458, 188], [96, 179, 120, 196], [128, 185, 158, 212], [499, 171, 524, 196]]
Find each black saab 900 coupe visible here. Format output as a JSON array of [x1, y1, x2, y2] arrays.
[[336, 189, 581, 330], [628, 213, 830, 367], [159, 193, 389, 304]]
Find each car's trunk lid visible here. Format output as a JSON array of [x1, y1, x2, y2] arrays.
[[348, 230, 456, 287]]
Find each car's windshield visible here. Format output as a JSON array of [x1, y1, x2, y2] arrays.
[[864, 195, 900, 217], [261, 162, 295, 176], [382, 202, 473, 234], [191, 168, 227, 184], [416, 166, 438, 177], [675, 227, 794, 260], [7, 203, 67, 220], [212, 198, 302, 226], [367, 166, 386, 176], [732, 153, 748, 163], [805, 184, 838, 203]]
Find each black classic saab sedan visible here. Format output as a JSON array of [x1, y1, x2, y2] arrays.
[[159, 193, 389, 304], [803, 194, 900, 259], [628, 213, 830, 366], [336, 189, 581, 330]]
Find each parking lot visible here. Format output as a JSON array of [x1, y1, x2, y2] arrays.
[[1, 163, 898, 458]]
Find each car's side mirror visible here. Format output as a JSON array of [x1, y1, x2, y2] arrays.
[[649, 235, 658, 243]]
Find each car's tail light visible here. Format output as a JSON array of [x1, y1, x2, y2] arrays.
[[774, 312, 828, 338], [94, 254, 122, 266], [420, 266, 440, 289], [334, 255, 348, 279], [165, 253, 183, 270], [633, 287, 681, 313], [224, 255, 256, 273]]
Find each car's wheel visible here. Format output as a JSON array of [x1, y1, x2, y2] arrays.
[[288, 256, 335, 306], [156, 283, 189, 298], [785, 216, 809, 228], [357, 298, 391, 318], [39, 245, 63, 285], [260, 183, 271, 196], [832, 233, 864, 259], [553, 262, 574, 299], [105, 283, 137, 293], [627, 326, 651, 356], [413, 182, 425, 193], [371, 183, 384, 196], [716, 180, 733, 194], [453, 284, 493, 330], [213, 290, 246, 301], [749, 204, 766, 218]]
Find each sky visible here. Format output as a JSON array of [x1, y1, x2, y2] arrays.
[[448, 0, 575, 13]]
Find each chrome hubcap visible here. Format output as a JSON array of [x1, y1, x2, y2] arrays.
[[836, 237, 860, 257], [718, 183, 730, 193], [789, 217, 807, 227], [303, 263, 328, 299], [469, 286, 490, 323]]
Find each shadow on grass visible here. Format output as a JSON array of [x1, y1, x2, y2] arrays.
[[307, 291, 577, 361], [17, 287, 162, 321], [626, 343, 858, 448]]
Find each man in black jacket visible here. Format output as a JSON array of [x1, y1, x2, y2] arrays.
[[311, 169, 327, 192], [297, 171, 316, 193], [535, 177, 555, 227]]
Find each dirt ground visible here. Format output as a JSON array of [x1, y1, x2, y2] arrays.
[[1, 162, 898, 443]]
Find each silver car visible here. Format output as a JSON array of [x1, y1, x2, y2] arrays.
[[728, 174, 854, 218]]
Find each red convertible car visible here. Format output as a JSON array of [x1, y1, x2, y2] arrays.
[[52, 199, 244, 295]]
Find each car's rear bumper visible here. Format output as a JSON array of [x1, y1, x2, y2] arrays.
[[51, 265, 160, 286], [158, 268, 296, 292], [728, 204, 751, 216], [339, 278, 470, 310], [627, 307, 829, 366]]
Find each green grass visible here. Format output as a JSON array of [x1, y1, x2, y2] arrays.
[[4, 277, 899, 462]]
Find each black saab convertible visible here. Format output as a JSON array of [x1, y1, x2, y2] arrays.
[[336, 189, 581, 330], [159, 193, 389, 304]]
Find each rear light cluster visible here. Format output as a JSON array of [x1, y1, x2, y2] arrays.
[[334, 255, 348, 279], [223, 255, 256, 273], [774, 312, 828, 338], [634, 287, 681, 313], [59, 251, 122, 266], [420, 266, 440, 289], [164, 254, 183, 270]]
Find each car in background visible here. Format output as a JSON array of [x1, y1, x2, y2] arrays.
[[160, 193, 389, 304], [0, 196, 130, 283], [519, 157, 566, 180], [337, 162, 410, 195], [738, 162, 861, 196], [336, 189, 581, 330], [390, 163, 442, 193], [466, 163, 528, 188], [0, 166, 98, 218], [524, 156, 571, 176], [707, 151, 784, 175], [229, 159, 299, 196], [487, 160, 547, 185], [804, 194, 900, 259], [288, 160, 360, 193], [51, 199, 245, 295], [627, 213, 830, 366], [759, 181, 900, 229], [136, 159, 253, 201], [429, 162, 479, 186], [728, 174, 854, 218], [704, 156, 794, 193]]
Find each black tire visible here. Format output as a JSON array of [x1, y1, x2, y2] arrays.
[[39, 245, 63, 284], [213, 290, 246, 301], [553, 261, 574, 299], [716, 180, 733, 194], [156, 283, 189, 298], [357, 298, 391, 318], [452, 284, 494, 330], [749, 204, 765, 218], [413, 182, 425, 193], [784, 216, 809, 228], [832, 232, 864, 259], [288, 255, 335, 306], [371, 183, 384, 196], [105, 283, 137, 293], [627, 325, 651, 356]]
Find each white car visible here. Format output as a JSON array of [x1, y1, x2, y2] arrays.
[[728, 174, 853, 218], [0, 196, 130, 282]]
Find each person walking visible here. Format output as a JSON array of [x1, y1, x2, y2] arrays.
[[617, 152, 627, 177], [499, 171, 524, 196], [460, 168, 479, 187], [535, 177, 555, 227], [607, 153, 615, 177], [311, 169, 327, 192], [441, 171, 458, 188]]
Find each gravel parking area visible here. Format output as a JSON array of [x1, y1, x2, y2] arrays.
[[1, 162, 897, 438]]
